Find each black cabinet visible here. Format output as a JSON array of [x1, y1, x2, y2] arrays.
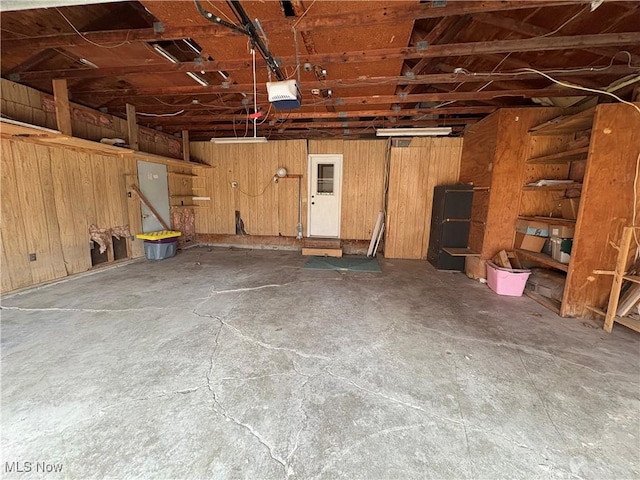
[[427, 185, 473, 270]]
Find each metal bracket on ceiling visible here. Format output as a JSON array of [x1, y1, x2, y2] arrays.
[[341, 122, 349, 128], [153, 22, 165, 33], [338, 111, 347, 118], [415, 41, 429, 51], [392, 104, 401, 112], [343, 129, 350, 135], [432, 0, 447, 7], [8, 73, 20, 82], [221, 82, 230, 89], [404, 71, 416, 80], [398, 92, 408, 100], [194, 57, 204, 66], [334, 98, 344, 105]]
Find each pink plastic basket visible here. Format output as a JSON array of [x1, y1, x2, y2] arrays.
[[486, 261, 531, 297]]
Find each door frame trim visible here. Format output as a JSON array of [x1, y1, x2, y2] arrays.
[[307, 153, 343, 238]]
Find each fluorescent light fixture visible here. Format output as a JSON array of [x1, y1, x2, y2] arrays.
[[183, 38, 202, 54], [152, 44, 179, 64], [376, 127, 452, 137], [211, 136, 268, 144], [186, 71, 209, 87], [79, 58, 98, 68]]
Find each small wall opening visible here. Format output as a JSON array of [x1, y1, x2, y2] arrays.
[[90, 241, 108, 266], [112, 236, 128, 261]]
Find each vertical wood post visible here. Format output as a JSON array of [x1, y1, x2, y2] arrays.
[[182, 130, 190, 162], [604, 226, 633, 332], [126, 103, 139, 150], [52, 79, 72, 136]]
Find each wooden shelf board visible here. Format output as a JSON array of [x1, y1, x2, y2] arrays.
[[168, 172, 197, 177], [1, 118, 215, 169], [623, 275, 640, 285], [524, 290, 561, 315], [522, 183, 583, 191], [613, 315, 640, 333], [526, 147, 589, 164], [516, 249, 569, 272], [518, 216, 576, 226], [529, 107, 595, 136], [170, 205, 208, 209], [585, 306, 640, 332], [0, 117, 61, 136], [443, 247, 480, 257]]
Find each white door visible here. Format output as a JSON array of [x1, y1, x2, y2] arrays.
[[137, 160, 171, 232], [308, 154, 342, 237]]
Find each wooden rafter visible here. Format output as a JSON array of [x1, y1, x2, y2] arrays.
[[15, 32, 640, 82], [2, 1, 581, 51]]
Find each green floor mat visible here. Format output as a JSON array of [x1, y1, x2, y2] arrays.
[[303, 256, 382, 272]]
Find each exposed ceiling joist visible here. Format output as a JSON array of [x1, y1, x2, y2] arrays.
[[14, 32, 640, 82]]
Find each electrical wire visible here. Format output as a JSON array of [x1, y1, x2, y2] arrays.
[[137, 110, 185, 117], [55, 8, 131, 48], [290, 0, 317, 31], [236, 178, 274, 197]]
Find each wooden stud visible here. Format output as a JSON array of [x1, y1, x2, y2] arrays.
[[603, 227, 634, 332], [52, 79, 72, 136], [182, 130, 190, 162], [125, 103, 139, 151]]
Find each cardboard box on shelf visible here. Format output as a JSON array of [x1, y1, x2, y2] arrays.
[[516, 219, 549, 237], [549, 224, 575, 238], [515, 232, 546, 253], [559, 197, 580, 220]]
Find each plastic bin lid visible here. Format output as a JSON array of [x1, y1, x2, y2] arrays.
[[135, 230, 182, 240]]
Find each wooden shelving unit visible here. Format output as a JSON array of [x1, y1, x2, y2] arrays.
[[517, 103, 639, 317], [590, 226, 640, 333]]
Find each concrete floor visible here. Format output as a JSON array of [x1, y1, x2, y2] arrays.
[[1, 247, 638, 479]]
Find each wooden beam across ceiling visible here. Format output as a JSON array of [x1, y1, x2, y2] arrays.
[[2, 1, 583, 51], [68, 65, 638, 99], [131, 107, 498, 124], [14, 32, 640, 82]]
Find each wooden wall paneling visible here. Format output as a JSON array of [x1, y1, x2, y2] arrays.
[[279, 140, 308, 237], [385, 148, 426, 259], [35, 146, 68, 278], [50, 148, 92, 274], [0, 230, 14, 292], [0, 141, 33, 291], [11, 142, 64, 284], [340, 140, 387, 240], [562, 103, 640, 317]]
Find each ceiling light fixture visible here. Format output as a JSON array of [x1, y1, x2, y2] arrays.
[[79, 58, 98, 68], [152, 44, 179, 64], [183, 39, 202, 54], [376, 127, 453, 137], [212, 136, 267, 144], [186, 71, 208, 86]]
